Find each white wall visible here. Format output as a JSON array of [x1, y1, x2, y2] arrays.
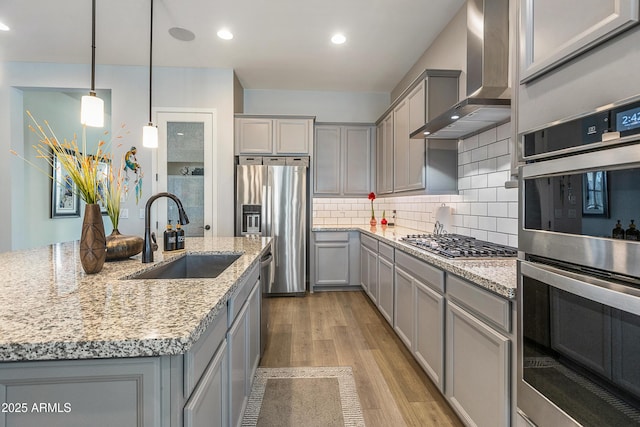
[[243, 89, 389, 123], [0, 61, 236, 253]]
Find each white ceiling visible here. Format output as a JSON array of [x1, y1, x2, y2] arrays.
[[0, 0, 465, 92]]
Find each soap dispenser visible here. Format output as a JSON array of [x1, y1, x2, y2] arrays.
[[164, 220, 177, 251], [612, 220, 625, 239], [626, 220, 639, 241], [176, 223, 185, 250]]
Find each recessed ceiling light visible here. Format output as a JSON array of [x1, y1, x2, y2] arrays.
[[217, 29, 233, 40], [0, 22, 10, 32], [451, 114, 460, 120], [423, 131, 431, 135], [169, 27, 195, 42], [331, 33, 346, 44]]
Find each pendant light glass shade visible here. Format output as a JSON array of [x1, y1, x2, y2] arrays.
[[81, 92, 104, 127], [82, 0, 104, 127], [143, 123, 158, 148]]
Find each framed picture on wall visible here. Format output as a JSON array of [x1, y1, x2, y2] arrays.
[[51, 151, 80, 218]]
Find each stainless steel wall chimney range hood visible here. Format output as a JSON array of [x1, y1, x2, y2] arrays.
[[411, 0, 511, 140]]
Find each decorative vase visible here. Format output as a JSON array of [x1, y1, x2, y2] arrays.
[[80, 204, 107, 274], [370, 217, 377, 226], [106, 229, 144, 261]]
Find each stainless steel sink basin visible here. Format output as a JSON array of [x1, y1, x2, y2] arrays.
[[128, 253, 241, 279]]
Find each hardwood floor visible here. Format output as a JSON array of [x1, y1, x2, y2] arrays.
[[260, 291, 464, 427]]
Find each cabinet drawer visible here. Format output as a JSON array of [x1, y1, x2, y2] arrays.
[[378, 241, 394, 261], [447, 274, 511, 333], [314, 231, 349, 242], [238, 156, 263, 165], [263, 156, 287, 165], [361, 234, 378, 251], [228, 264, 259, 327], [184, 309, 228, 398], [395, 251, 444, 293]]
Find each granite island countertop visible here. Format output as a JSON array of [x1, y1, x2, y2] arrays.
[[0, 236, 270, 362], [313, 224, 517, 299]]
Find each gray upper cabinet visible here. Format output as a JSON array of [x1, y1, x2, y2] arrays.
[[313, 124, 374, 196], [377, 69, 460, 196], [235, 116, 313, 155], [519, 0, 639, 83], [376, 113, 394, 195]]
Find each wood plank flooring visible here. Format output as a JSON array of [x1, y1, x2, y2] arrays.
[[260, 291, 464, 427]]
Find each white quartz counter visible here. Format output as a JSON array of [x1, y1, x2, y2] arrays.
[[313, 224, 517, 299], [0, 236, 270, 362]]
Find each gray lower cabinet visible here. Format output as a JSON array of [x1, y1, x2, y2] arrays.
[[393, 265, 414, 349], [184, 340, 228, 427], [311, 231, 360, 291], [414, 280, 445, 391], [0, 357, 164, 427], [228, 301, 249, 427], [376, 242, 394, 325], [446, 274, 512, 427], [360, 234, 379, 304], [394, 251, 445, 390]]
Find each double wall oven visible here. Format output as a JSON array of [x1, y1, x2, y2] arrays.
[[518, 97, 640, 426]]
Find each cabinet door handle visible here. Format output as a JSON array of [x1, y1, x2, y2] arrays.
[[203, 225, 211, 230]]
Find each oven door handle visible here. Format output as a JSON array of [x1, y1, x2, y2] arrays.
[[520, 260, 640, 316]]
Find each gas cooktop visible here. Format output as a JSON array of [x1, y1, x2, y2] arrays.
[[401, 233, 517, 259]]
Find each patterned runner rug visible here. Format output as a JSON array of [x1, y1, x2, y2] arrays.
[[242, 366, 366, 427]]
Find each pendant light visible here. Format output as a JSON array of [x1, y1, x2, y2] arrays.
[[80, 0, 104, 127], [143, 0, 158, 148]]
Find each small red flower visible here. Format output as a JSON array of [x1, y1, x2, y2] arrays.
[[368, 192, 376, 201]]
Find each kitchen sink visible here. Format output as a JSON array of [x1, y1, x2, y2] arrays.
[[127, 253, 242, 280]]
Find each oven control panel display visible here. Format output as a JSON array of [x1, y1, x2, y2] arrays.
[[616, 105, 640, 133]]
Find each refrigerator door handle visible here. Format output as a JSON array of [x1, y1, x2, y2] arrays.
[[264, 166, 273, 237]]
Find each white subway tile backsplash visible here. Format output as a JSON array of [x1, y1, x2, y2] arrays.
[[496, 154, 511, 171], [496, 187, 518, 202], [478, 158, 497, 175], [497, 122, 511, 141], [461, 135, 479, 152], [497, 217, 518, 235], [487, 202, 509, 218], [487, 140, 509, 158], [478, 127, 498, 147], [471, 146, 489, 162], [459, 150, 472, 165], [478, 188, 497, 202], [487, 170, 510, 187], [508, 202, 519, 219], [312, 120, 518, 246], [471, 203, 488, 216], [471, 174, 489, 189], [464, 215, 479, 229], [478, 216, 497, 232]]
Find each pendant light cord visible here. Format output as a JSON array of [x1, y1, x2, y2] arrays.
[[148, 0, 154, 124], [90, 0, 96, 93]]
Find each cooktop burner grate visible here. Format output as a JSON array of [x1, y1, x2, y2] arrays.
[[400, 233, 517, 259]]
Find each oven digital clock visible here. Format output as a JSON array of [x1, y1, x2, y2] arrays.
[[616, 105, 640, 132]]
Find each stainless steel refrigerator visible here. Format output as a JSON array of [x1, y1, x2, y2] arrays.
[[235, 158, 307, 295]]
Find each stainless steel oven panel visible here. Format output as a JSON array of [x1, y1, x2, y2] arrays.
[[521, 143, 640, 179], [519, 228, 640, 279], [517, 260, 640, 427], [521, 144, 640, 278], [520, 93, 640, 163]]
